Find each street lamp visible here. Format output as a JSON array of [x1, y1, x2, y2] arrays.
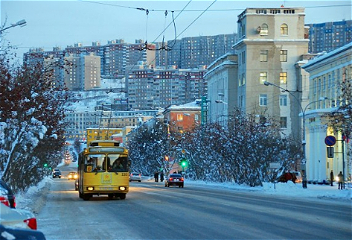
[[0, 19, 27, 34], [264, 81, 327, 178]]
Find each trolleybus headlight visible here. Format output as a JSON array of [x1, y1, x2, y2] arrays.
[[87, 187, 94, 191], [119, 186, 126, 191]]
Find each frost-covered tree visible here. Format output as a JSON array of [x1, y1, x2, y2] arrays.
[[128, 119, 169, 175], [0, 48, 69, 191]]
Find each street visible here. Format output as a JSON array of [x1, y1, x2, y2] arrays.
[[36, 170, 351, 240]]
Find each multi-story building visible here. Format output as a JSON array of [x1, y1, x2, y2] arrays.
[[306, 20, 352, 54], [63, 53, 101, 91], [233, 7, 309, 140], [64, 109, 159, 142], [302, 42, 351, 182], [204, 52, 238, 124], [167, 34, 237, 69], [127, 64, 207, 110]]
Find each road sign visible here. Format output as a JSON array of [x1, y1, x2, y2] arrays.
[[325, 136, 336, 146]]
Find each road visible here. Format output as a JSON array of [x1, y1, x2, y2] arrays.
[[37, 169, 351, 240]]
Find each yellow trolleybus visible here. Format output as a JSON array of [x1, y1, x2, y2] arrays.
[[77, 140, 130, 200]]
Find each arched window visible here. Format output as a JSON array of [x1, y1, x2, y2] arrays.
[[260, 23, 268, 35], [281, 24, 288, 35]]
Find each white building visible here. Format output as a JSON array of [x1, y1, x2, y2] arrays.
[[302, 42, 351, 182]]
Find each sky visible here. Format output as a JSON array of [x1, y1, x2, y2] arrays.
[[1, 0, 351, 63]]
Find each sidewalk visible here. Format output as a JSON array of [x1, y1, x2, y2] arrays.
[[184, 179, 351, 201]]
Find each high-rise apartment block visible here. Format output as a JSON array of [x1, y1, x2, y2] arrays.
[[306, 20, 352, 53], [127, 64, 207, 110], [167, 34, 237, 69]]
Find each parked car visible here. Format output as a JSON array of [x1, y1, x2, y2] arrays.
[[129, 172, 142, 182], [0, 193, 37, 230], [165, 174, 184, 188], [52, 169, 61, 178], [0, 179, 16, 208], [67, 172, 78, 180], [0, 224, 46, 240]]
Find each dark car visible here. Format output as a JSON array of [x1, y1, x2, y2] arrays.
[[165, 174, 184, 188], [52, 169, 62, 178], [0, 180, 16, 208]]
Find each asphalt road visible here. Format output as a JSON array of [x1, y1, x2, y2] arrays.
[[37, 170, 351, 240]]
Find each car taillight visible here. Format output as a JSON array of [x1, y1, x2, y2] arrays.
[[0, 196, 10, 207], [169, 178, 173, 181], [24, 217, 37, 230], [181, 177, 184, 181]]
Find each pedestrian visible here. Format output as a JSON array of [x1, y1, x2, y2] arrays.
[[301, 170, 307, 189], [154, 171, 159, 182], [160, 172, 164, 182], [337, 171, 343, 190], [330, 170, 334, 186]]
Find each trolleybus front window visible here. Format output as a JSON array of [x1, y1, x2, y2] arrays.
[[108, 154, 128, 172], [85, 155, 105, 172]]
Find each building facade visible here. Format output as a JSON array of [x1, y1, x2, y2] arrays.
[[127, 65, 207, 110], [302, 42, 351, 182], [204, 52, 238, 125], [233, 7, 309, 139]]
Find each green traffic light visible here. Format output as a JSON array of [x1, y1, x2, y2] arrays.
[[180, 159, 188, 167], [44, 163, 48, 167]]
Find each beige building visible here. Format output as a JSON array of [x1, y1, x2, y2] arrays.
[[84, 53, 101, 90], [233, 7, 309, 139], [302, 43, 351, 182], [64, 53, 101, 91]]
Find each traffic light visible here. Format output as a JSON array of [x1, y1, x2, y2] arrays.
[[43, 163, 48, 168], [180, 159, 188, 168]]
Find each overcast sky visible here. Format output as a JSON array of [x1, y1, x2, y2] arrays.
[[1, 0, 351, 63]]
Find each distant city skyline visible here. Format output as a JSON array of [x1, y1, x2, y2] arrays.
[[1, 0, 351, 63]]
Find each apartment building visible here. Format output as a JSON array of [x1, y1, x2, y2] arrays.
[[306, 20, 352, 54], [127, 64, 207, 110], [167, 34, 237, 69]]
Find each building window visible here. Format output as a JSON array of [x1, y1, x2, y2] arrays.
[[260, 23, 268, 35], [259, 94, 267, 106], [280, 117, 287, 128], [280, 50, 287, 62], [177, 114, 183, 121], [280, 95, 287, 106], [280, 72, 287, 84], [260, 72, 267, 84], [260, 50, 268, 62], [280, 24, 288, 35]]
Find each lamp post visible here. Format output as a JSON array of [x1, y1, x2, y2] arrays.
[[0, 19, 27, 34], [264, 81, 327, 181]]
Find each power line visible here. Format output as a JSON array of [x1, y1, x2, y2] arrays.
[[81, 1, 351, 12]]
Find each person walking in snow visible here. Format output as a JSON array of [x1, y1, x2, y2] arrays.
[[301, 170, 307, 189], [337, 171, 344, 190], [330, 170, 334, 186]]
